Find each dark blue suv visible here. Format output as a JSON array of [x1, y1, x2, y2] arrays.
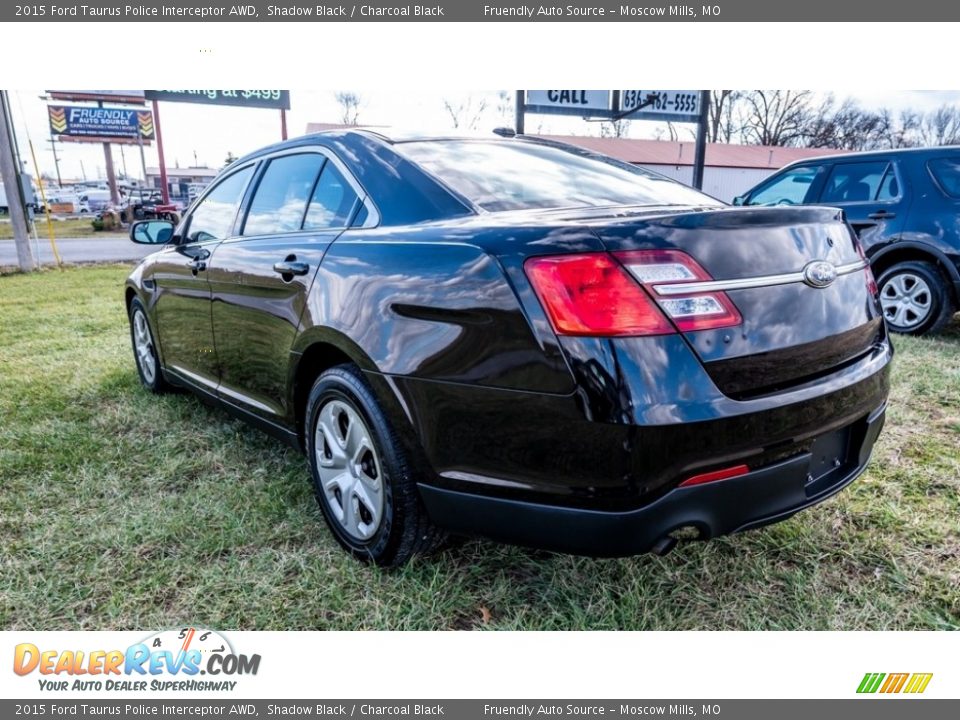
[[736, 147, 960, 335]]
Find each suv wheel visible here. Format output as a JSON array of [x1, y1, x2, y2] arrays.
[[305, 364, 445, 567], [877, 260, 955, 335]]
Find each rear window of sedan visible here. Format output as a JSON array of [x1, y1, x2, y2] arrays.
[[397, 140, 721, 212], [928, 157, 960, 198]]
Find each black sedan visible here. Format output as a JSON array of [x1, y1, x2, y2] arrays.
[[126, 130, 891, 566]]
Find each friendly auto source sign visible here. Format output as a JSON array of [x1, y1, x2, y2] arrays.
[[48, 105, 155, 141], [144, 90, 291, 110]]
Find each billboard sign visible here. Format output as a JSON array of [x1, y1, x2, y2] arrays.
[[521, 90, 703, 123], [144, 90, 291, 110], [48, 105, 155, 142]]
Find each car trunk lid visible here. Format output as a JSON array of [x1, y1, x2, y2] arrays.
[[587, 205, 885, 398]]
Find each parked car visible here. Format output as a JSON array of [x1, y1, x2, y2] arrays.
[[735, 147, 960, 335], [125, 130, 891, 566]]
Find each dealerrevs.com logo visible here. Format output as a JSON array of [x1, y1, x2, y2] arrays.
[[857, 673, 933, 694], [13, 628, 261, 692]]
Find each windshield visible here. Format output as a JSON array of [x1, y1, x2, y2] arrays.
[[397, 139, 722, 212]]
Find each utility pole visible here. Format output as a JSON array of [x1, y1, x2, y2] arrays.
[[0, 91, 35, 272], [514, 90, 525, 135], [120, 143, 128, 181], [692, 90, 711, 190], [103, 142, 119, 204], [47, 133, 62, 187], [136, 132, 148, 187]]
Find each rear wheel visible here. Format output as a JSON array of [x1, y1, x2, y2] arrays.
[[305, 364, 444, 567], [877, 260, 955, 335]]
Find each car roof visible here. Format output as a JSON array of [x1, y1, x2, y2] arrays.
[[784, 145, 960, 167], [231, 128, 535, 165]]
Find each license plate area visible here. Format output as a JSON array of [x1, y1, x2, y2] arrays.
[[805, 425, 855, 497]]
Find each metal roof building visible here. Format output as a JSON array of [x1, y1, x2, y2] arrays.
[[543, 136, 845, 202]]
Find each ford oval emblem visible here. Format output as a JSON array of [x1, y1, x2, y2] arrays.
[[803, 260, 838, 288]]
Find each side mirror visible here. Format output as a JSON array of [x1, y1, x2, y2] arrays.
[[732, 195, 746, 206], [130, 219, 174, 245]]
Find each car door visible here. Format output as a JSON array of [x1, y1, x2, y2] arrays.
[[208, 149, 372, 424], [813, 159, 910, 247], [152, 164, 255, 389]]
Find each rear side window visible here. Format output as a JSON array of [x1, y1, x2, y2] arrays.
[[243, 154, 326, 236], [928, 157, 960, 198], [820, 161, 891, 203], [746, 165, 821, 206], [185, 166, 254, 243], [303, 163, 360, 230]]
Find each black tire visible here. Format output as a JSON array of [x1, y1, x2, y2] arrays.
[[128, 297, 171, 393], [305, 364, 445, 567], [876, 260, 955, 336]]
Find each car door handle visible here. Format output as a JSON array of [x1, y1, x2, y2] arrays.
[[273, 260, 309, 276], [867, 211, 896, 219]]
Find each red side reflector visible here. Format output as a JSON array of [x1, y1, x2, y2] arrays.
[[525, 253, 675, 337], [678, 464, 750, 488]]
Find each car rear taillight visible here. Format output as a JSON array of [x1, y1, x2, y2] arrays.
[[524, 253, 675, 336], [613, 249, 742, 332], [853, 237, 879, 296]]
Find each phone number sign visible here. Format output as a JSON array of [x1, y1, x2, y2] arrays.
[[144, 90, 290, 110], [619, 90, 701, 121]]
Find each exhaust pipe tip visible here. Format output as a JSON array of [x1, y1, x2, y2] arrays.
[[651, 535, 679, 556]]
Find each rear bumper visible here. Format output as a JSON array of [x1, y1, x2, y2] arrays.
[[419, 403, 885, 557]]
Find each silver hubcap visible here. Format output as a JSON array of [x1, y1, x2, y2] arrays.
[[879, 272, 932, 329], [314, 400, 384, 541], [132, 309, 157, 384]]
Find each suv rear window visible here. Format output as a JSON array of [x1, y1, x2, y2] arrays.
[[397, 140, 721, 212], [928, 157, 960, 198]]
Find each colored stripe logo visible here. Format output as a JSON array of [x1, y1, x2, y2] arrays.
[[48, 106, 67, 133], [857, 672, 933, 694], [137, 112, 155, 139]]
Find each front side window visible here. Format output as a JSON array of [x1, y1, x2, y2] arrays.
[[928, 157, 960, 198], [746, 165, 822, 206], [820, 161, 891, 203], [184, 166, 254, 243], [243, 154, 327, 236], [397, 140, 721, 212]]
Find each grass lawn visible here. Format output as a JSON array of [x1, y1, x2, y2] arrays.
[[1, 264, 958, 630], [0, 217, 125, 240]]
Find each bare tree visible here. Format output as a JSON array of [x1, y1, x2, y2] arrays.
[[442, 96, 488, 130], [739, 90, 814, 146], [803, 95, 889, 150], [918, 105, 960, 146], [494, 90, 513, 124], [708, 90, 741, 143], [334, 92, 362, 125], [600, 118, 632, 138]]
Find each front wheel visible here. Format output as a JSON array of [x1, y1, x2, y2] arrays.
[[305, 364, 444, 567], [877, 261, 955, 335], [129, 297, 170, 393]]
